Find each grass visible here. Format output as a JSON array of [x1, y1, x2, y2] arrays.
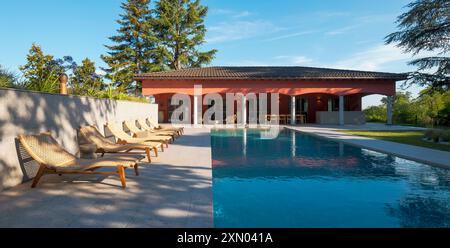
[[340, 130, 450, 152]]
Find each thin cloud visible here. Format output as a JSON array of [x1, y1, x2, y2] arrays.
[[206, 20, 280, 44], [265, 30, 319, 42], [210, 8, 252, 19], [274, 55, 314, 65], [325, 24, 360, 36], [329, 44, 412, 71]]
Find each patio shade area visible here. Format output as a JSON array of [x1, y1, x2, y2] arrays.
[[136, 66, 407, 125]]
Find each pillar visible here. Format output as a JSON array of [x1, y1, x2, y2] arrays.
[[193, 95, 199, 126], [242, 95, 247, 125], [387, 96, 393, 125], [291, 96, 296, 125], [339, 95, 345, 125]]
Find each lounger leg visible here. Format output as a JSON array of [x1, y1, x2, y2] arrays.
[[118, 165, 126, 188], [154, 147, 159, 157], [134, 164, 139, 176], [145, 148, 152, 163], [165, 141, 169, 148], [31, 165, 46, 188], [160, 144, 164, 152]]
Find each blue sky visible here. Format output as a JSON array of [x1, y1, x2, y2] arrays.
[[0, 0, 425, 107]]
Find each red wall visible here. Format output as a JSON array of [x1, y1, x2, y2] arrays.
[[142, 79, 396, 96]]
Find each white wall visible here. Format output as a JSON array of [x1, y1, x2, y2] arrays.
[[0, 88, 158, 191]]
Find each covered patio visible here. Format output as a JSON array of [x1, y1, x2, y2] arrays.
[[136, 67, 406, 125]]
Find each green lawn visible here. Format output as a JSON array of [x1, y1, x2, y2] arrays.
[[340, 130, 450, 152]]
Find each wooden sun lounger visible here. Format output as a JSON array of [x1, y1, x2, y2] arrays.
[[18, 132, 141, 188], [140, 118, 184, 135], [106, 122, 170, 148], [79, 125, 163, 163], [123, 120, 178, 140]]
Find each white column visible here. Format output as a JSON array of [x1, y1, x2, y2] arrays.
[[328, 99, 333, 112], [339, 95, 345, 126], [291, 96, 296, 125], [242, 95, 247, 125], [387, 96, 393, 125], [193, 95, 199, 126]]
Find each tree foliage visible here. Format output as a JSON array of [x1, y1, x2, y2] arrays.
[[70, 58, 105, 97], [0, 65, 17, 88], [19, 44, 75, 93], [101, 0, 160, 94], [386, 0, 450, 92], [365, 90, 450, 126], [153, 0, 217, 70], [102, 0, 217, 95]]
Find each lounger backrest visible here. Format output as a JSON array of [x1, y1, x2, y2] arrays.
[[79, 125, 115, 147], [137, 119, 152, 131], [18, 133, 77, 167], [146, 118, 160, 128], [123, 120, 143, 134], [106, 122, 132, 141]]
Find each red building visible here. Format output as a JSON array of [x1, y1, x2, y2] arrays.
[[136, 67, 406, 125]]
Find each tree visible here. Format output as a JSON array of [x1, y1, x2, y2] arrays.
[[386, 0, 450, 92], [20, 44, 75, 93], [153, 0, 217, 70], [364, 105, 387, 123], [70, 58, 105, 97], [0, 65, 17, 88], [101, 0, 159, 94]]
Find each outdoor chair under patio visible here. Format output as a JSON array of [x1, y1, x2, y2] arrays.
[[79, 125, 162, 163], [18, 132, 141, 188], [123, 120, 178, 140], [106, 122, 170, 148], [142, 118, 184, 135]]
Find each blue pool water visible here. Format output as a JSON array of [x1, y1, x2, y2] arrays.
[[211, 128, 450, 228]]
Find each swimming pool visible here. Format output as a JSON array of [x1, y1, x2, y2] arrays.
[[211, 128, 450, 228]]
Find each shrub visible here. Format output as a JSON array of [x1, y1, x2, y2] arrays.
[[442, 130, 450, 142], [424, 129, 434, 140], [432, 130, 442, 142]]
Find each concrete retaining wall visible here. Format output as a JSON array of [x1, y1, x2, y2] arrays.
[[0, 88, 158, 191]]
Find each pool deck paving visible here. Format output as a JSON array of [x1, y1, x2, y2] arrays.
[[286, 124, 450, 169], [0, 128, 213, 228]]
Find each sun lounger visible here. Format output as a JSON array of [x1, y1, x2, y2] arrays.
[[106, 122, 170, 148], [140, 118, 184, 135], [123, 120, 177, 140], [79, 125, 163, 162], [18, 132, 141, 188]]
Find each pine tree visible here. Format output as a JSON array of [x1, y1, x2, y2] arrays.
[[153, 0, 217, 70], [70, 58, 105, 97], [386, 0, 450, 92], [101, 0, 159, 94], [19, 44, 75, 93]]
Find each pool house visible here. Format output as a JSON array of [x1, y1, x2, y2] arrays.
[[136, 66, 407, 125]]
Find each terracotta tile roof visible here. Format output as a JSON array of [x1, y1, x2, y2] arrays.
[[135, 66, 407, 81]]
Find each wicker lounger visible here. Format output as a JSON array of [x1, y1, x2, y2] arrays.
[[79, 125, 163, 163], [18, 132, 141, 188], [106, 122, 170, 148], [141, 118, 184, 135], [124, 120, 177, 140]]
